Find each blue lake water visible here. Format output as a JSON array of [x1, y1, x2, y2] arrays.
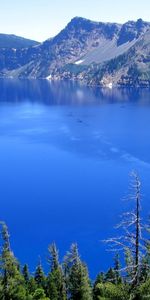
[[0, 79, 150, 278]]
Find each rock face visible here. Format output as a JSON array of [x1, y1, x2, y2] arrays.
[[117, 19, 149, 45], [76, 24, 150, 87], [0, 17, 150, 86]]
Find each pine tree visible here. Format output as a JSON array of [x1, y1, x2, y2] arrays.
[[93, 272, 105, 300], [27, 277, 37, 295], [48, 243, 59, 271], [33, 288, 50, 300], [64, 243, 92, 300], [141, 219, 150, 282], [34, 259, 46, 289], [47, 243, 66, 300], [114, 254, 122, 284], [138, 235, 150, 284], [0, 222, 26, 300], [105, 267, 116, 283], [22, 264, 30, 284]]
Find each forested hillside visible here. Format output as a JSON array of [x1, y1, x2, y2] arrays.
[[0, 173, 150, 300]]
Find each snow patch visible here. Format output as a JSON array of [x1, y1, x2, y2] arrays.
[[46, 74, 52, 80], [106, 82, 113, 89], [75, 60, 84, 65]]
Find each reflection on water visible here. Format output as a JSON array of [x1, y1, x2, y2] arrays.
[[0, 79, 150, 165], [0, 79, 150, 277], [0, 78, 150, 105]]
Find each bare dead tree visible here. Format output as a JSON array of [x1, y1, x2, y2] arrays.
[[104, 171, 146, 287]]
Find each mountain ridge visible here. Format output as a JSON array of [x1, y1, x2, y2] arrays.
[[0, 33, 40, 49], [0, 17, 150, 86]]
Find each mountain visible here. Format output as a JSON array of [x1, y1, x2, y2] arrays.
[[0, 17, 150, 86], [0, 17, 122, 78], [73, 18, 150, 65], [50, 18, 150, 87], [112, 27, 150, 86], [0, 33, 39, 48], [68, 22, 150, 87]]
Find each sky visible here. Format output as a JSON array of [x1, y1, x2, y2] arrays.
[[0, 0, 150, 42]]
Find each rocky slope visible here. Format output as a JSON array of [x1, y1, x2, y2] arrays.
[[0, 17, 150, 86], [51, 19, 150, 87], [69, 23, 150, 87], [1, 17, 122, 78]]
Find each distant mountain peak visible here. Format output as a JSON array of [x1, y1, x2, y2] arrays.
[[0, 33, 40, 49]]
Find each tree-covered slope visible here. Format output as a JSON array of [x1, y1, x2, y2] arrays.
[[98, 26, 150, 86], [0, 174, 150, 299]]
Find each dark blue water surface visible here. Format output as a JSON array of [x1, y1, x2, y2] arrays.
[[0, 79, 150, 278]]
